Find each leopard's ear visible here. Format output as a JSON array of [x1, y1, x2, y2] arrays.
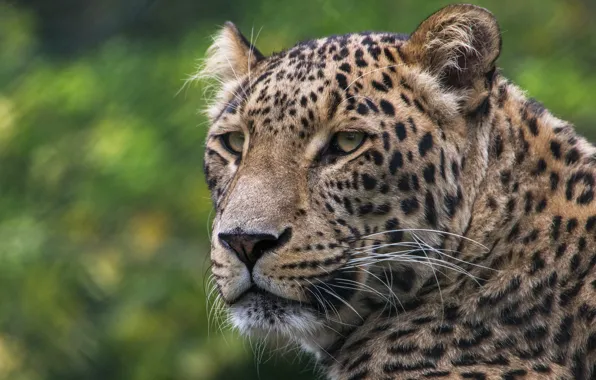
[[403, 4, 501, 89], [200, 22, 264, 83]]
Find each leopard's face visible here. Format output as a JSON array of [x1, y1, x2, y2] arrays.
[[201, 6, 501, 347]]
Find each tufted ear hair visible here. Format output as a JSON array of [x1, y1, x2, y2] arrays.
[[403, 4, 501, 89], [200, 22, 264, 84]]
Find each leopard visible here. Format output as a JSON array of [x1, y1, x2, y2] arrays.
[[198, 4, 596, 379]]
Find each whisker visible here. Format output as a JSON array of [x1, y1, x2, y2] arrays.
[[345, 254, 476, 281], [412, 232, 445, 323], [313, 279, 364, 321], [360, 228, 489, 251], [360, 266, 405, 313]]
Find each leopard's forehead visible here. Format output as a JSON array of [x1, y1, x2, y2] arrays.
[[213, 32, 410, 136]]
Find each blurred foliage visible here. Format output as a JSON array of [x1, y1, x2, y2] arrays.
[[0, 0, 595, 379]]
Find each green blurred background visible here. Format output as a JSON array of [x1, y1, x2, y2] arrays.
[[1, 0, 595, 379]]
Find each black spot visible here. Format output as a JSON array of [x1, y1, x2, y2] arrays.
[[530, 251, 545, 274], [385, 218, 403, 242], [493, 134, 504, 158], [500, 170, 511, 186], [550, 172, 559, 191], [527, 118, 539, 136], [502, 369, 527, 379], [423, 164, 436, 184], [461, 372, 486, 379], [356, 103, 369, 115], [397, 174, 411, 191], [578, 236, 587, 251], [567, 218, 578, 233], [300, 96, 308, 107], [401, 197, 419, 215], [570, 253, 581, 272], [550, 140, 562, 159], [571, 350, 586, 380], [358, 203, 374, 215], [451, 160, 460, 180], [347, 352, 372, 371], [524, 325, 548, 341], [355, 50, 367, 67], [389, 151, 403, 175], [506, 198, 516, 214], [374, 203, 391, 215], [336, 73, 348, 89], [554, 316, 573, 344], [532, 364, 551, 373], [346, 370, 368, 380], [414, 99, 425, 114], [444, 188, 462, 218], [343, 197, 354, 215], [551, 216, 562, 241], [382, 132, 391, 151], [587, 333, 596, 352], [408, 117, 417, 133], [383, 360, 435, 373], [372, 80, 389, 92], [565, 148, 580, 165], [380, 100, 395, 116], [423, 371, 451, 377], [524, 192, 533, 214], [507, 223, 520, 242], [371, 150, 384, 166], [382, 72, 393, 88], [411, 174, 419, 190], [535, 198, 547, 212], [487, 197, 497, 210], [395, 122, 407, 141], [560, 282, 583, 307], [586, 216, 596, 232], [452, 353, 480, 366], [439, 149, 446, 179], [425, 192, 438, 227], [328, 91, 342, 120], [339, 63, 351, 73], [418, 133, 433, 157], [400, 93, 411, 106], [556, 243, 567, 259], [533, 159, 547, 175], [392, 267, 416, 292], [365, 99, 378, 113], [362, 173, 377, 190], [566, 171, 595, 204]]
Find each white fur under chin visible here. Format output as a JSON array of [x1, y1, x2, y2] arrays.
[[228, 291, 340, 358]]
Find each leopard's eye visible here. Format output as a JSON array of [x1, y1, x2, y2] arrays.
[[220, 132, 245, 154], [329, 131, 366, 155]]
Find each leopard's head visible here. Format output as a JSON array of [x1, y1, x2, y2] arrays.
[[200, 4, 501, 350]]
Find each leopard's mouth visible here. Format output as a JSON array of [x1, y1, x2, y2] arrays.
[[229, 285, 324, 338], [231, 285, 303, 307]]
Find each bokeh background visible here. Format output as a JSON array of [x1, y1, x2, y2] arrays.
[[1, 0, 596, 379]]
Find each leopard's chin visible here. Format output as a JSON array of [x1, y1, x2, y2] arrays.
[[229, 287, 324, 340]]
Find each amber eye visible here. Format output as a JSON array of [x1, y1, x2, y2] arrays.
[[329, 131, 366, 155], [220, 132, 245, 154]]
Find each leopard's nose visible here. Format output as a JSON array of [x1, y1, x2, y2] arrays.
[[218, 227, 292, 270]]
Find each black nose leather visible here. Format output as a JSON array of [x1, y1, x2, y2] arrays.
[[218, 228, 292, 269]]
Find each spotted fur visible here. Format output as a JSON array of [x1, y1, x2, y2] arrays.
[[200, 4, 596, 379]]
